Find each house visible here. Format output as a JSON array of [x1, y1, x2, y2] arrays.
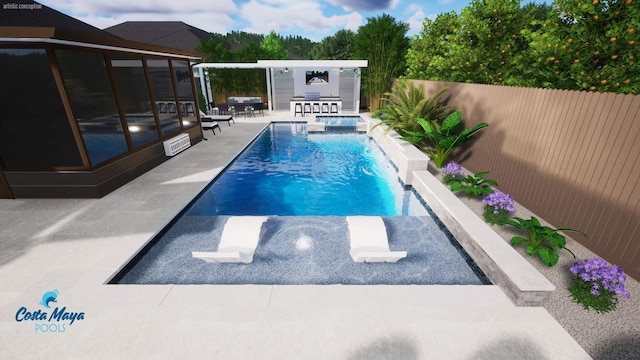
[[0, 1, 204, 198], [104, 21, 212, 52]]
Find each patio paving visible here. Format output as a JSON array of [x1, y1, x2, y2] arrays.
[[0, 111, 609, 359]]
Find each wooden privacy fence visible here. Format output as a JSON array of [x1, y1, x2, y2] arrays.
[[407, 80, 640, 280]]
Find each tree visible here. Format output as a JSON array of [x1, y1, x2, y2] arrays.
[[408, 0, 538, 86], [406, 0, 638, 94], [260, 30, 288, 60], [310, 29, 355, 60], [282, 35, 316, 59], [529, 0, 638, 94], [194, 37, 233, 62], [406, 12, 465, 81], [353, 14, 410, 112]]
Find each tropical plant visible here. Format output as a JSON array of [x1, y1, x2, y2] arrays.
[[401, 110, 489, 168], [447, 171, 498, 199], [504, 216, 585, 266], [373, 83, 455, 135], [353, 14, 410, 112], [482, 190, 515, 225], [569, 257, 631, 313]]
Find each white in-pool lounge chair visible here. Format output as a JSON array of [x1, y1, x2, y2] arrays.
[[346, 216, 407, 263], [192, 216, 268, 263]]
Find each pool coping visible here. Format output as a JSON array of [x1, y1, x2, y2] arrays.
[[363, 115, 556, 306]]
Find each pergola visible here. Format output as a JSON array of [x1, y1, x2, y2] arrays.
[[193, 60, 368, 112]]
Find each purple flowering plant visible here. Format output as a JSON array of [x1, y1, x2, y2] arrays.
[[569, 257, 631, 313], [482, 190, 515, 225], [441, 162, 465, 184]]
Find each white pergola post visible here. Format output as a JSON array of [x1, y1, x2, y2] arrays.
[[354, 68, 362, 113], [265, 67, 273, 112]]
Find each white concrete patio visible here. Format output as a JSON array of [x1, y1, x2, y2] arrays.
[[0, 112, 591, 359]]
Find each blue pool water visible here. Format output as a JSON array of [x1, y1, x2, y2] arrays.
[[316, 115, 363, 126], [112, 121, 490, 285], [187, 122, 428, 216]]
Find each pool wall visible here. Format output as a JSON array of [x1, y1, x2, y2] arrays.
[[366, 117, 430, 185], [362, 114, 555, 306]]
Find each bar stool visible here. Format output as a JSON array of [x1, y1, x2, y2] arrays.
[[303, 103, 312, 116], [330, 103, 339, 114], [321, 103, 329, 113], [294, 103, 303, 117], [312, 103, 320, 114], [185, 103, 195, 116]]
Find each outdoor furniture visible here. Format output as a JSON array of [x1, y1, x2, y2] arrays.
[[216, 103, 231, 115], [253, 102, 265, 116], [192, 216, 269, 263], [347, 216, 407, 263], [303, 103, 311, 115], [201, 114, 234, 126], [321, 103, 329, 113], [330, 103, 339, 114], [200, 117, 221, 140], [294, 103, 303, 117], [312, 103, 320, 114], [242, 104, 255, 118]]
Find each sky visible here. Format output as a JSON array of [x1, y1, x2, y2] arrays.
[[37, 0, 473, 42]]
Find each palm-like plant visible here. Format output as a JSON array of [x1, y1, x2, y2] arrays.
[[373, 82, 455, 135], [401, 110, 489, 168]]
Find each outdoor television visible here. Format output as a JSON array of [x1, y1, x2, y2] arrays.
[[305, 71, 329, 85]]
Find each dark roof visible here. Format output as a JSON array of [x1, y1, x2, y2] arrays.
[[0, 26, 204, 59], [0, 2, 203, 58], [104, 22, 212, 52], [0, 0, 114, 37]]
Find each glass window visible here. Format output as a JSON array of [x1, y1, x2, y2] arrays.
[[0, 48, 83, 168], [172, 60, 197, 128], [56, 50, 128, 166], [146, 58, 181, 137], [111, 55, 159, 148]]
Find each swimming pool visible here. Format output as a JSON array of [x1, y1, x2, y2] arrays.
[[316, 115, 363, 126], [111, 121, 490, 285], [187, 122, 428, 216]]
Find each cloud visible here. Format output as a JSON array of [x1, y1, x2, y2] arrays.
[[405, 3, 426, 34], [39, 0, 237, 33], [239, 0, 363, 41], [327, 0, 400, 11]]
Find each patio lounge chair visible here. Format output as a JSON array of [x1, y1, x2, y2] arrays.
[[200, 116, 221, 140], [346, 216, 407, 263], [201, 114, 234, 126], [192, 216, 269, 263]]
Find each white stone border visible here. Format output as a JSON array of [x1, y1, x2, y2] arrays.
[[363, 115, 430, 185], [364, 115, 555, 306]]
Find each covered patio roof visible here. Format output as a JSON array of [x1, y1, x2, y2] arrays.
[[193, 60, 368, 112]]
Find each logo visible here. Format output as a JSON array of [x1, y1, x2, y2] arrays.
[[39, 289, 59, 309], [14, 289, 86, 333]]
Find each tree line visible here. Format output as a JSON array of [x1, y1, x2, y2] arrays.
[[196, 0, 637, 108]]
